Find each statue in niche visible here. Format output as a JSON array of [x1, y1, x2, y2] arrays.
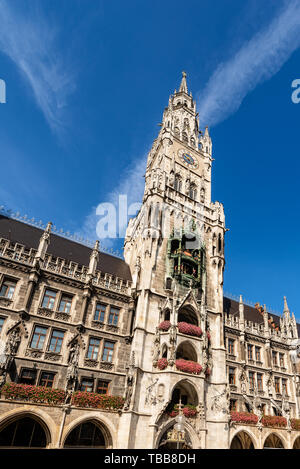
[[124, 352, 136, 411]]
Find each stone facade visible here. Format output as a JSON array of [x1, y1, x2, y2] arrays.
[[0, 73, 299, 449]]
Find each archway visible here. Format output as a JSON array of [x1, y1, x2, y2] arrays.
[[0, 415, 48, 447], [178, 306, 198, 326], [293, 436, 300, 449], [176, 341, 197, 362], [263, 433, 284, 449], [158, 427, 192, 449], [230, 431, 254, 449], [64, 419, 111, 448]]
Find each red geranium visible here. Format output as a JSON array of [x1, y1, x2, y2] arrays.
[[158, 320, 171, 331], [291, 419, 300, 430], [261, 415, 287, 428], [157, 358, 168, 370], [177, 322, 202, 337], [175, 359, 202, 375], [230, 411, 258, 425]]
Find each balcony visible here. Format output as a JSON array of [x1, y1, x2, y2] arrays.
[[1, 382, 124, 410]]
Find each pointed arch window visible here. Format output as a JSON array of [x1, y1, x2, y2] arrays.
[[189, 184, 197, 200], [174, 175, 182, 192]]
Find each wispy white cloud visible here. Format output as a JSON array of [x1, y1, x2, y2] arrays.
[[0, 0, 75, 137], [197, 0, 300, 127], [78, 156, 147, 250]]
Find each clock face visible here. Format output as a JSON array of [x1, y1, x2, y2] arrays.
[[178, 149, 199, 169]]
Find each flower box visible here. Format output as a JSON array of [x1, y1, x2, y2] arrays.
[[230, 411, 258, 425], [175, 359, 202, 375], [291, 419, 300, 431], [177, 322, 202, 337], [168, 404, 197, 418], [261, 415, 287, 428], [71, 391, 125, 410], [158, 320, 171, 331], [2, 382, 65, 405], [157, 358, 168, 370]]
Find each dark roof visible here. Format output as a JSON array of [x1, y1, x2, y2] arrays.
[[224, 297, 299, 331], [0, 215, 132, 282]]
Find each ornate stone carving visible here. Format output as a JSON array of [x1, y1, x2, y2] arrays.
[[152, 327, 160, 366], [54, 312, 70, 322], [84, 358, 98, 368], [100, 361, 113, 370], [25, 349, 43, 359], [37, 307, 54, 318], [44, 352, 61, 362], [0, 298, 12, 307], [124, 351, 136, 411]]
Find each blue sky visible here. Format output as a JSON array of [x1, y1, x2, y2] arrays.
[[0, 0, 300, 318]]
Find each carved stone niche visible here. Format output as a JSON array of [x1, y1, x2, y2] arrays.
[[25, 349, 43, 359], [55, 312, 70, 322], [44, 352, 62, 362], [37, 307, 54, 318], [100, 361, 113, 371], [84, 358, 99, 368]]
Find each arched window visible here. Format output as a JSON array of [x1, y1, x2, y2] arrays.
[[218, 233, 222, 253], [0, 417, 47, 448], [64, 421, 108, 448], [189, 184, 197, 200], [178, 307, 198, 326], [174, 175, 182, 192], [176, 341, 197, 362]]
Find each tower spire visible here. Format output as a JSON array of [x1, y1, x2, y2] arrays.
[[179, 71, 188, 94]]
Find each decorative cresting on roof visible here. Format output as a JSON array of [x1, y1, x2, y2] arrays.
[[0, 205, 123, 259], [223, 291, 281, 316]]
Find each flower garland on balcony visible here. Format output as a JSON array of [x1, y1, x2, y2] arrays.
[[157, 358, 168, 370], [230, 411, 258, 425], [177, 322, 202, 337], [71, 391, 125, 409], [291, 419, 300, 430], [1, 382, 125, 410], [2, 382, 65, 405], [158, 320, 171, 331], [261, 415, 287, 428], [175, 358, 202, 375], [168, 404, 197, 418]]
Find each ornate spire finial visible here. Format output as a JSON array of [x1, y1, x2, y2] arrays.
[[45, 221, 52, 232], [179, 71, 188, 93], [283, 296, 290, 314]]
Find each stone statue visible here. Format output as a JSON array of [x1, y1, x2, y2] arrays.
[[124, 352, 136, 411], [239, 365, 248, 394], [5, 329, 21, 356], [65, 341, 80, 392], [152, 327, 160, 364]]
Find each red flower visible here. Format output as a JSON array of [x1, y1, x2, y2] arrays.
[[175, 359, 202, 375], [291, 419, 300, 430], [177, 322, 202, 337], [157, 358, 168, 370], [158, 320, 171, 331], [230, 411, 258, 425], [261, 415, 287, 428]]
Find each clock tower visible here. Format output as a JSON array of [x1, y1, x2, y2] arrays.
[[121, 72, 228, 449]]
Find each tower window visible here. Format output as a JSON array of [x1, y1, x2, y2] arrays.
[[58, 294, 72, 313], [42, 289, 57, 310], [174, 176, 182, 192]]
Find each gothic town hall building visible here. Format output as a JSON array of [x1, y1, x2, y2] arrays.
[[0, 73, 299, 449]]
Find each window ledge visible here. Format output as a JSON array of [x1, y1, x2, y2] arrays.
[[44, 351, 62, 362], [84, 358, 99, 368], [100, 361, 114, 371], [54, 311, 71, 322], [0, 297, 13, 307]]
